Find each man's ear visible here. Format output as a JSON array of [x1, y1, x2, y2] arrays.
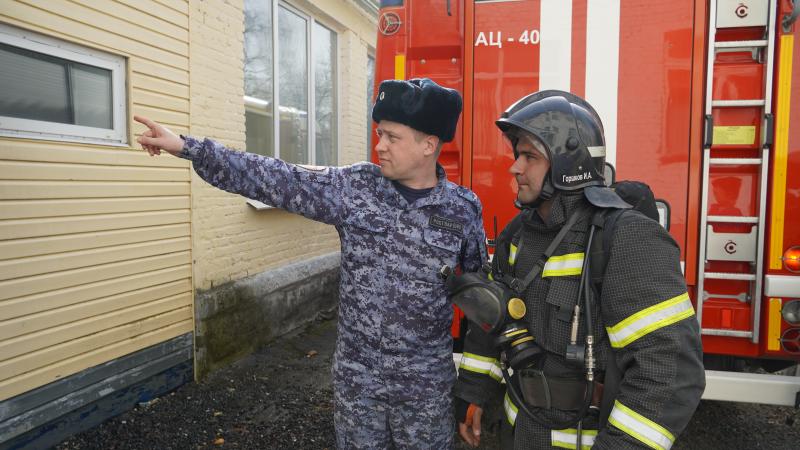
[[423, 135, 439, 157]]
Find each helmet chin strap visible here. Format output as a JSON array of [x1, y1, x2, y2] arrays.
[[515, 174, 556, 209]]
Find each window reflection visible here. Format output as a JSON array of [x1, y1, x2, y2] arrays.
[[244, 0, 274, 156], [243, 2, 340, 166], [314, 22, 336, 166], [278, 6, 308, 164]]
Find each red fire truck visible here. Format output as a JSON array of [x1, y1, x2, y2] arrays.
[[373, 0, 800, 406]]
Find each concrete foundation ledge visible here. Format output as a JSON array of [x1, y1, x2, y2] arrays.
[[194, 252, 341, 378]]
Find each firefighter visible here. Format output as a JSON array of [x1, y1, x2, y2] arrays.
[[135, 78, 487, 449], [454, 90, 705, 449]]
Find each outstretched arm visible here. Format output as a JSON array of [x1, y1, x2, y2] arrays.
[[133, 115, 347, 226]]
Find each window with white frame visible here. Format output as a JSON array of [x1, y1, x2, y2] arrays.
[[244, 0, 338, 165], [0, 23, 127, 145]]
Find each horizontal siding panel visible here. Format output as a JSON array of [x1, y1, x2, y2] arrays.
[[0, 224, 190, 260], [0, 141, 188, 168], [0, 266, 190, 320], [133, 88, 191, 114], [131, 105, 190, 129], [0, 237, 191, 281], [0, 160, 190, 182], [132, 73, 190, 100], [0, 16, 186, 86], [0, 210, 190, 240], [153, 0, 190, 16], [131, 59, 189, 86], [0, 252, 190, 301], [0, 197, 190, 220], [5, 2, 189, 72], [0, 293, 192, 363], [0, 319, 192, 401], [1, 306, 191, 380], [0, 181, 190, 200], [0, 281, 190, 343], [115, 0, 189, 30], [22, 0, 188, 56], [1, 0, 195, 404], [71, 0, 189, 42]]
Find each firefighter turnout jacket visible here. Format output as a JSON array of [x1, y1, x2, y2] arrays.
[[454, 193, 705, 450], [179, 136, 487, 402]]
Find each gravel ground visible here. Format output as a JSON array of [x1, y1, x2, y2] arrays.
[[58, 315, 800, 450]]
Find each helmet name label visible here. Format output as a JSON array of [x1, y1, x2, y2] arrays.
[[563, 172, 594, 184]]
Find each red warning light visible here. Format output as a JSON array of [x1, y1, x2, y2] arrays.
[[783, 246, 800, 273]]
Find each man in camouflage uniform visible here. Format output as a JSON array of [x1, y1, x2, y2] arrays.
[[454, 91, 704, 449], [135, 78, 487, 449]]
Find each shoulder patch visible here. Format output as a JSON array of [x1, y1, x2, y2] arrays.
[[453, 184, 482, 213], [296, 164, 328, 172], [347, 161, 381, 174]]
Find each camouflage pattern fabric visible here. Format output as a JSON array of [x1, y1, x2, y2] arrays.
[[334, 384, 454, 449], [179, 137, 487, 449]]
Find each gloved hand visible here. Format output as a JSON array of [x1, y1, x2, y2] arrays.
[[455, 397, 483, 448]]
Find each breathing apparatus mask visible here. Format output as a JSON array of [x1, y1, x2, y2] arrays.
[[440, 264, 543, 370]]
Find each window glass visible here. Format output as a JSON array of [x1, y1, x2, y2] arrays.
[[243, 2, 342, 165], [0, 42, 112, 129], [314, 22, 336, 166], [244, 0, 274, 156], [71, 63, 113, 129], [0, 24, 125, 144], [278, 6, 308, 164]]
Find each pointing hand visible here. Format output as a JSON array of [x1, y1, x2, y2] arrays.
[[134, 115, 185, 156]]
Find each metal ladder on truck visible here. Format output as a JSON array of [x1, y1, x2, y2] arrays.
[[697, 0, 778, 343]]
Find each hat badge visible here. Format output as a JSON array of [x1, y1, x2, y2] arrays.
[[379, 91, 385, 100]]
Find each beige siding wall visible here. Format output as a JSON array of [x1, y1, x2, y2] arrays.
[[190, 0, 376, 291], [0, 0, 193, 401], [0, 0, 377, 399]]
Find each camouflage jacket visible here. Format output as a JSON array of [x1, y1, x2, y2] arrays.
[[179, 137, 487, 400]]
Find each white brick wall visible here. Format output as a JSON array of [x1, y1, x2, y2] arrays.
[[189, 0, 376, 291]]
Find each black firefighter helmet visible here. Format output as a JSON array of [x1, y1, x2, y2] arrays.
[[496, 90, 607, 206]]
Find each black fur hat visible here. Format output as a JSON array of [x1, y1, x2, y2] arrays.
[[371, 78, 462, 143]]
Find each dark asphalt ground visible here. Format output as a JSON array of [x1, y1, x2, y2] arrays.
[[58, 315, 800, 450]]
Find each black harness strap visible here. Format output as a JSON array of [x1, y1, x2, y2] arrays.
[[510, 206, 591, 294]]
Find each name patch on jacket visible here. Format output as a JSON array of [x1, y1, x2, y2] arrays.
[[429, 215, 464, 234]]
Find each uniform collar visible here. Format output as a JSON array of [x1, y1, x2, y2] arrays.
[[523, 191, 588, 231], [383, 164, 450, 208], [410, 164, 450, 208]]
